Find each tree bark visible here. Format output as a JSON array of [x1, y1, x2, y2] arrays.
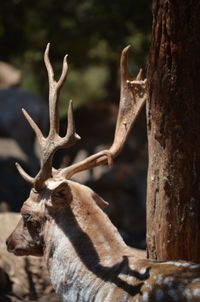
[[147, 0, 200, 262]]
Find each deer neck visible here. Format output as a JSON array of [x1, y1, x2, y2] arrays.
[[43, 181, 132, 301]]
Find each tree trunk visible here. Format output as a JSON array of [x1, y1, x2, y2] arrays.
[[146, 0, 200, 262]]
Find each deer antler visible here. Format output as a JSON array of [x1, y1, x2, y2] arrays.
[[55, 45, 147, 180], [16, 44, 147, 189], [16, 43, 80, 191]]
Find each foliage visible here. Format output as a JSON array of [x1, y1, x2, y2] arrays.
[[0, 0, 151, 115]]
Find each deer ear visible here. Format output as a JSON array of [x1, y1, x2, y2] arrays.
[[46, 180, 72, 207], [92, 192, 109, 209]]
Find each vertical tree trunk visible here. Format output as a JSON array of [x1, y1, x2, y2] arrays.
[[147, 0, 200, 262]]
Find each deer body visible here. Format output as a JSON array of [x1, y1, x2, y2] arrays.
[[45, 181, 132, 302], [45, 182, 200, 302], [7, 179, 200, 302], [6, 45, 200, 301]]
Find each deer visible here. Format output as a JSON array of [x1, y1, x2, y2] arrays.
[[6, 44, 200, 302]]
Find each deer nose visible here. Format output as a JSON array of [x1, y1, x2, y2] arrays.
[[5, 237, 9, 246], [6, 235, 14, 252]]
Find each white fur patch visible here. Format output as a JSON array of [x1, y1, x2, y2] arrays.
[[46, 179, 66, 190]]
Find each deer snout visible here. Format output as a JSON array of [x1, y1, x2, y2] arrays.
[[6, 234, 27, 256], [6, 234, 16, 253], [6, 230, 23, 254]]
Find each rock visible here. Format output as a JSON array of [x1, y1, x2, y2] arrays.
[[0, 61, 21, 89]]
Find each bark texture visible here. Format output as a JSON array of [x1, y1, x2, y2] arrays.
[[147, 0, 200, 262]]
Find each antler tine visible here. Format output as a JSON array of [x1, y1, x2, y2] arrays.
[[136, 68, 143, 80], [57, 54, 68, 88], [22, 108, 44, 144], [44, 43, 54, 85], [110, 46, 147, 156], [44, 43, 59, 133], [67, 100, 75, 135], [57, 45, 147, 180], [47, 100, 80, 151], [44, 43, 68, 134], [44, 43, 68, 89], [65, 100, 81, 142], [15, 162, 34, 185]]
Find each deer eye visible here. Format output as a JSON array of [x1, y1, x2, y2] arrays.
[[22, 214, 31, 222]]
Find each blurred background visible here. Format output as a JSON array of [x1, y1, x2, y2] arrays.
[[0, 2, 152, 300], [0, 0, 152, 248]]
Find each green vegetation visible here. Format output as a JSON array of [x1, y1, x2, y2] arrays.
[[0, 0, 151, 116]]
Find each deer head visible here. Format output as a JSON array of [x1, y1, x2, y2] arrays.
[[6, 43, 147, 258]]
